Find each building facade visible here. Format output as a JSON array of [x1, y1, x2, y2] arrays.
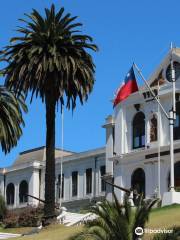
[[0, 147, 106, 211], [1, 48, 180, 210], [104, 48, 180, 203]]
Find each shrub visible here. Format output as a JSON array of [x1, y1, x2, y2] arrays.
[[3, 211, 19, 228], [3, 205, 43, 228], [18, 206, 43, 227], [0, 194, 6, 221]]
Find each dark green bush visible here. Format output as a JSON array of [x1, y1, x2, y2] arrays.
[[3, 205, 43, 228], [0, 194, 6, 220], [3, 211, 19, 228], [18, 206, 43, 227]]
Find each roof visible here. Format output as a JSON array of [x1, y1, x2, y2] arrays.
[[57, 147, 105, 164], [13, 146, 74, 166], [141, 47, 180, 90]]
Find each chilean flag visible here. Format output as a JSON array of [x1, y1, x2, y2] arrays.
[[113, 66, 138, 107]]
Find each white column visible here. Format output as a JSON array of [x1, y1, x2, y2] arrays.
[[14, 183, 18, 208], [78, 169, 84, 198], [103, 115, 115, 174], [0, 174, 5, 198], [64, 170, 70, 201], [29, 169, 40, 206]]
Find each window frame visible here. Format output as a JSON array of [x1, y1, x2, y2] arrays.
[[19, 180, 28, 204], [72, 171, 78, 197], [100, 165, 106, 192], [132, 112, 145, 149], [58, 174, 64, 199]]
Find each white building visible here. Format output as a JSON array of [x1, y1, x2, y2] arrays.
[[0, 147, 106, 211], [0, 47, 180, 210], [105, 47, 180, 203]]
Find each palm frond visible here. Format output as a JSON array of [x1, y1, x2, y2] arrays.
[[0, 4, 98, 110], [0, 86, 27, 153], [70, 193, 158, 240]]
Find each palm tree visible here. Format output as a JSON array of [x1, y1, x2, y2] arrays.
[[0, 86, 27, 154], [70, 193, 157, 240], [0, 4, 97, 221]]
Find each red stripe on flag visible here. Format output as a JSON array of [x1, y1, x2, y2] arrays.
[[113, 80, 138, 107]]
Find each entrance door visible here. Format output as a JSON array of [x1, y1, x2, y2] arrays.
[[131, 168, 145, 196]]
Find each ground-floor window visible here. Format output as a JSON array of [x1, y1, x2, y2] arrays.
[[58, 174, 64, 198], [100, 165, 106, 192], [72, 171, 78, 197], [86, 168, 92, 194], [168, 161, 180, 190], [6, 183, 15, 205], [19, 180, 28, 203], [131, 168, 145, 202]]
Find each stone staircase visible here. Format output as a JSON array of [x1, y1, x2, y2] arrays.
[[0, 233, 21, 239], [57, 211, 97, 226]]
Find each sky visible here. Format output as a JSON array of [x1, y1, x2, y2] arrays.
[[0, 0, 180, 167]]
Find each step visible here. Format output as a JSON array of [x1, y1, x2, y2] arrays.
[[0, 233, 21, 239]]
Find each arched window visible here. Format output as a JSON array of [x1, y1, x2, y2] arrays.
[[133, 112, 145, 149], [150, 115, 157, 142], [131, 168, 145, 201], [168, 161, 180, 190], [19, 180, 28, 203], [174, 102, 180, 140], [6, 183, 15, 205]]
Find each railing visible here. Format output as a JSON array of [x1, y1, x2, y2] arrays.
[[57, 212, 97, 227], [66, 213, 97, 227]]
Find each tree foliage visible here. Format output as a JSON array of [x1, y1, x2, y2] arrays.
[[0, 4, 97, 219], [0, 86, 27, 154], [70, 193, 157, 240], [1, 4, 98, 109]]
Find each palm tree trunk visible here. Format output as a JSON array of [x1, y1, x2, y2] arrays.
[[44, 92, 56, 221]]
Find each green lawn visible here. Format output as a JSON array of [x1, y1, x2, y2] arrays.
[[144, 204, 180, 239], [1, 204, 180, 240], [148, 204, 180, 228], [2, 224, 83, 240]]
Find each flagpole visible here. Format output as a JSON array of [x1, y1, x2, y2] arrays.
[[170, 43, 175, 192], [60, 107, 64, 208], [157, 80, 161, 198]]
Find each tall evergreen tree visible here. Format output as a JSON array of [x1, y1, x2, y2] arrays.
[[0, 4, 97, 221]]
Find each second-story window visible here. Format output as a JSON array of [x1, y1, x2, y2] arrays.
[[72, 171, 78, 197], [150, 115, 157, 142], [86, 168, 92, 194], [174, 102, 180, 140], [133, 112, 145, 149]]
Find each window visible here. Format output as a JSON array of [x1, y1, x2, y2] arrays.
[[86, 168, 92, 194], [131, 168, 145, 205], [150, 115, 157, 142], [100, 165, 106, 192], [133, 112, 145, 149], [72, 171, 78, 197], [174, 102, 180, 140], [58, 174, 64, 198], [6, 183, 15, 205], [19, 180, 28, 203]]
